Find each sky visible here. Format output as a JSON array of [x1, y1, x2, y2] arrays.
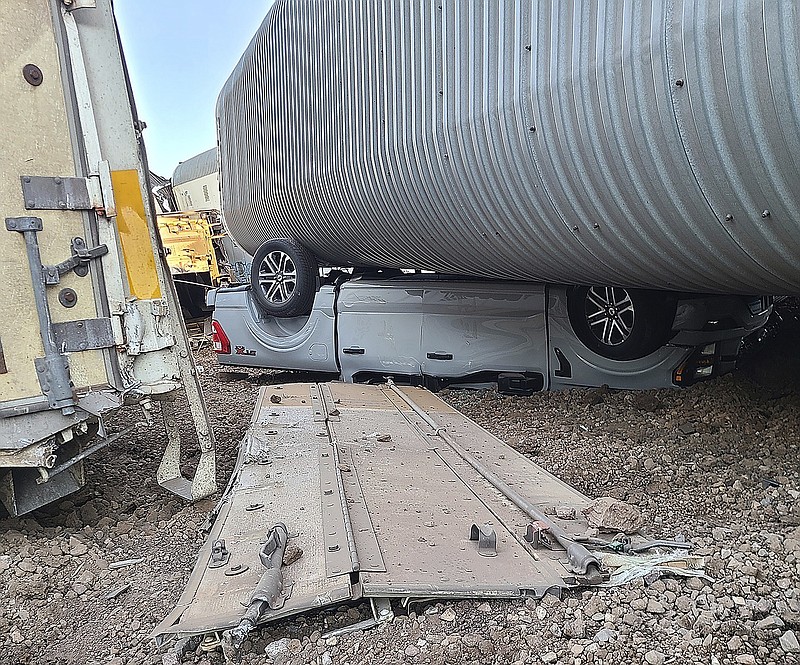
[[115, 0, 274, 178]]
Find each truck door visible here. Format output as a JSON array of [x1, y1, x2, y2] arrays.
[[420, 281, 548, 381], [337, 280, 424, 382]]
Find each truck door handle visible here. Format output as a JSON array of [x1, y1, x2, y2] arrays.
[[342, 347, 365, 355], [426, 352, 453, 361]]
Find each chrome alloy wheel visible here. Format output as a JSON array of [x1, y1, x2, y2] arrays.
[[584, 286, 636, 346], [257, 250, 297, 303]]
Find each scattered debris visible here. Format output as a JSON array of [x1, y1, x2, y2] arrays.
[[555, 505, 577, 520], [108, 557, 145, 570], [582, 496, 643, 533], [440, 607, 457, 622], [103, 583, 131, 600], [282, 543, 303, 566], [598, 551, 707, 586]]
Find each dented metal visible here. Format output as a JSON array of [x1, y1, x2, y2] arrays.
[[155, 382, 607, 642]]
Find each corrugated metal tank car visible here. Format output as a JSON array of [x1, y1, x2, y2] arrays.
[[217, 0, 800, 319]]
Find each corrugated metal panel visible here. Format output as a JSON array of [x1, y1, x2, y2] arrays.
[[217, 0, 800, 295], [172, 146, 218, 186]]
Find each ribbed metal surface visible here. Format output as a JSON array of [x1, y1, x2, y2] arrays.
[[217, 0, 800, 294], [172, 147, 218, 186]]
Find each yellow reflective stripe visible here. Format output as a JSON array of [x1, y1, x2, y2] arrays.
[[111, 169, 162, 300]]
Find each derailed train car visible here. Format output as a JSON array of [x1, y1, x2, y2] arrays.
[[0, 0, 216, 515], [217, 0, 800, 315]]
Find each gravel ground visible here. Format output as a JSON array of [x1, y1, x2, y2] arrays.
[[1, 303, 799, 665]]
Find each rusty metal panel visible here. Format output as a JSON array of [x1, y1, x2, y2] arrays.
[[156, 382, 598, 641], [218, 0, 800, 294]]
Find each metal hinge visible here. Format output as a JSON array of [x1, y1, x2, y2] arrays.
[[21, 161, 116, 217]]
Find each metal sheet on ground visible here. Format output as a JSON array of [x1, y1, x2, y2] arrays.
[[155, 383, 595, 639]]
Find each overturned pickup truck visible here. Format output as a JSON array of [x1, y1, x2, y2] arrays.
[[209, 273, 772, 392]]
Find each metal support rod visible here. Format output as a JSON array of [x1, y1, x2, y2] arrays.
[[36, 422, 140, 484], [386, 381, 601, 578], [22, 229, 57, 357], [6, 217, 75, 414]]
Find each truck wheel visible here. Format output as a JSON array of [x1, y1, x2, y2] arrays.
[[567, 286, 676, 361], [250, 238, 317, 317]]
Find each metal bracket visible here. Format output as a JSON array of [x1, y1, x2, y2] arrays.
[[33, 356, 74, 411], [208, 539, 230, 569], [43, 236, 108, 285], [469, 523, 498, 557], [157, 399, 216, 500], [52, 318, 115, 352]]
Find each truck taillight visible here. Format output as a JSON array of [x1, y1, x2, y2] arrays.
[[211, 320, 230, 354]]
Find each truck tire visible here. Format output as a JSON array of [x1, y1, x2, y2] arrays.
[[567, 286, 676, 361], [250, 238, 317, 317]]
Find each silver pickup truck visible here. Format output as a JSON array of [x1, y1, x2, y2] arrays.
[[208, 274, 771, 392]]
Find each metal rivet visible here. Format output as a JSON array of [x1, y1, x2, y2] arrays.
[[22, 64, 43, 86], [23, 176, 30, 183], [675, 78, 685, 87], [762, 210, 771, 218], [54, 177, 62, 185], [7, 220, 16, 229]]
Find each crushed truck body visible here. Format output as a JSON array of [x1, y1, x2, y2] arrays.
[[155, 382, 692, 652]]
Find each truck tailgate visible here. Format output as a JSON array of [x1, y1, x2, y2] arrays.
[[155, 383, 597, 641]]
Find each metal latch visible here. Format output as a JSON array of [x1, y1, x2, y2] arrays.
[[42, 236, 108, 285]]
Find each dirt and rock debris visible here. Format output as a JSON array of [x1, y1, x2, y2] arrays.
[[1, 303, 799, 665]]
